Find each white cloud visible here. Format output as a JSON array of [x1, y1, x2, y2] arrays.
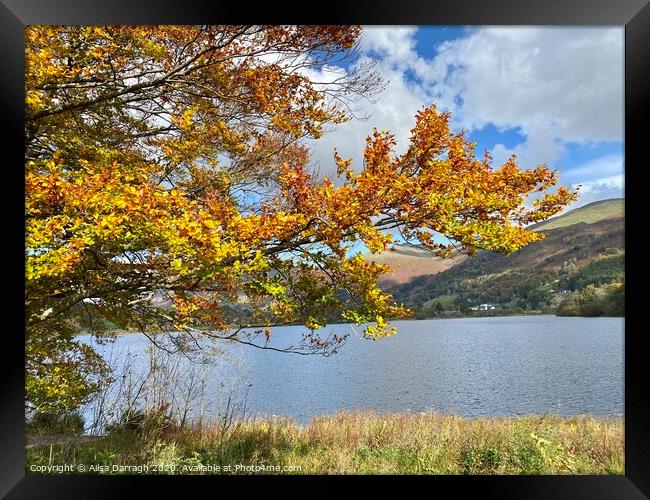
[[305, 26, 624, 191], [360, 26, 418, 63], [558, 154, 624, 208], [307, 29, 433, 179], [428, 27, 624, 167], [490, 126, 565, 169], [562, 153, 624, 183], [569, 179, 624, 208], [579, 175, 625, 193]]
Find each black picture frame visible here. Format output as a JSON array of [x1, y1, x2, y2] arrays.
[[3, 1, 648, 497]]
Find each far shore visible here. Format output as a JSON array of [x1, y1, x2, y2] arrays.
[[77, 313, 624, 338]]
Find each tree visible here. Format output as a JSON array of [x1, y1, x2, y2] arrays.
[[556, 283, 624, 317], [454, 296, 471, 314], [25, 25, 577, 414]]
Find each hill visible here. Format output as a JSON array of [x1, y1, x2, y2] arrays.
[[530, 198, 624, 232], [366, 244, 467, 287], [386, 199, 624, 316]]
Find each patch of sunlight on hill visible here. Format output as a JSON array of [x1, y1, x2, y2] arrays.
[[532, 198, 624, 232], [366, 244, 466, 286]]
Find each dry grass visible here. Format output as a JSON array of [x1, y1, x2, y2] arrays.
[[26, 410, 623, 475], [368, 246, 466, 286], [532, 199, 624, 232]]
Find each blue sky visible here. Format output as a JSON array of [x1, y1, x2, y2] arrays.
[[307, 26, 624, 211]]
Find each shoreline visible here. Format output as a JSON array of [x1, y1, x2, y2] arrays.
[[26, 411, 624, 475], [78, 313, 624, 337]]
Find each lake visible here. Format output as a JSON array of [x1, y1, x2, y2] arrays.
[[82, 315, 624, 425]]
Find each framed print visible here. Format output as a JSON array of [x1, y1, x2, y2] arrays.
[[3, 0, 648, 497]]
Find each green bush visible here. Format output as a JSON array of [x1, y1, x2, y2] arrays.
[[26, 411, 85, 435], [556, 283, 624, 317], [105, 405, 175, 435]]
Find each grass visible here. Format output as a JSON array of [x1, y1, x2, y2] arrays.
[[26, 411, 624, 475], [423, 294, 458, 311], [532, 198, 624, 232]]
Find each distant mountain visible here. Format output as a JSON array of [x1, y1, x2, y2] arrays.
[[385, 198, 624, 315], [367, 244, 466, 287], [530, 198, 624, 232]]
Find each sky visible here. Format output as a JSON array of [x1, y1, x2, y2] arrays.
[[307, 26, 624, 211]]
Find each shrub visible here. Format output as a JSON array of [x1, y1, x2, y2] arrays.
[[26, 411, 85, 435]]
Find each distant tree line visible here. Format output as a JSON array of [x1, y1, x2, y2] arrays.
[[555, 283, 624, 317]]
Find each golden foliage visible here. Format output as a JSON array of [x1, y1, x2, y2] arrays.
[[25, 25, 576, 413]]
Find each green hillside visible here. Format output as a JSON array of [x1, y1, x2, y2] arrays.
[[531, 198, 624, 232], [369, 199, 624, 288], [387, 199, 625, 317]]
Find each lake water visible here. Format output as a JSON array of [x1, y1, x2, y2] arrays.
[[82, 315, 624, 425]]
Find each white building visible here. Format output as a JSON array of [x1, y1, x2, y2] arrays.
[[470, 303, 497, 311]]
